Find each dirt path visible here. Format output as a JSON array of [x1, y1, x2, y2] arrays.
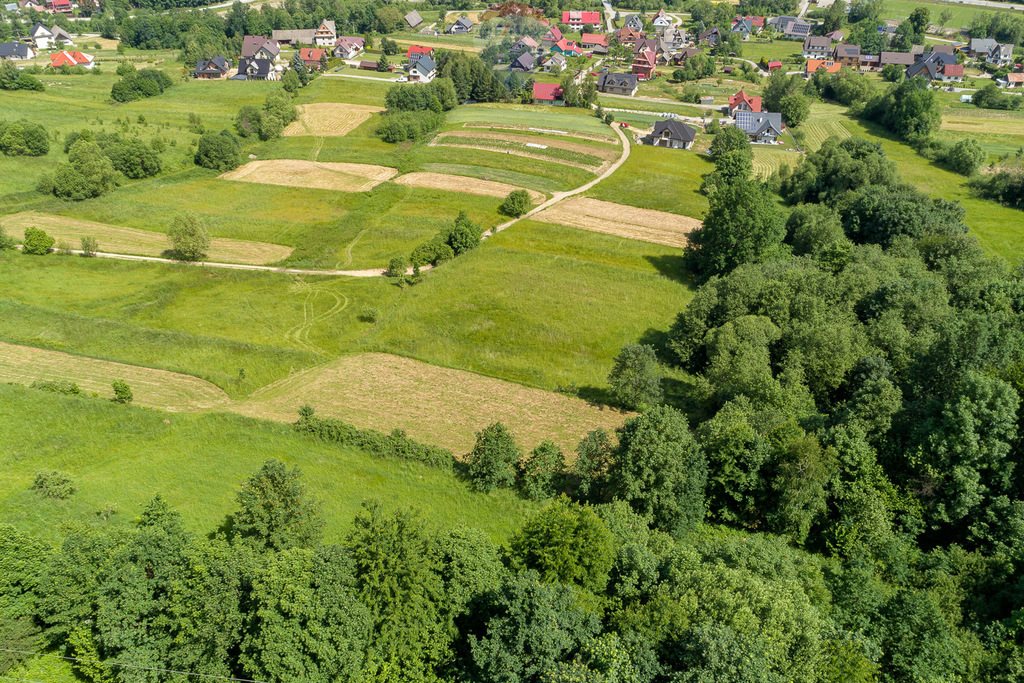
[[33, 124, 632, 278]]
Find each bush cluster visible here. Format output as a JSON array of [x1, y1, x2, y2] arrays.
[[110, 66, 173, 102], [294, 406, 455, 471], [375, 110, 444, 143], [31, 471, 76, 499], [65, 129, 161, 179], [234, 91, 298, 141], [43, 139, 118, 200], [384, 78, 458, 113], [0, 60, 43, 91], [0, 119, 49, 157], [195, 130, 241, 171], [409, 211, 482, 268], [30, 379, 81, 394]]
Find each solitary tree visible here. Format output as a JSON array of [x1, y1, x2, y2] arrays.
[[228, 459, 324, 551], [168, 212, 210, 262], [467, 422, 520, 492], [499, 189, 532, 217], [111, 379, 133, 404], [608, 343, 664, 410], [21, 227, 54, 255]]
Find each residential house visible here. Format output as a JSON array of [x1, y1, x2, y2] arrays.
[[406, 45, 434, 62], [778, 18, 812, 40], [731, 17, 757, 40], [906, 51, 963, 81], [651, 9, 673, 29], [299, 47, 326, 70], [448, 17, 474, 34], [803, 35, 832, 59], [623, 14, 645, 31], [241, 36, 280, 62], [0, 42, 34, 59], [313, 20, 336, 46], [562, 10, 601, 29], [552, 38, 583, 56], [511, 36, 538, 55], [541, 26, 563, 49], [728, 89, 761, 116], [634, 37, 658, 55], [641, 119, 696, 149], [833, 43, 861, 68], [1002, 72, 1024, 88], [860, 54, 880, 70], [632, 47, 656, 80], [47, 0, 71, 14], [931, 43, 955, 55], [826, 29, 845, 42], [53, 51, 93, 71], [669, 47, 702, 65], [333, 36, 365, 59], [615, 27, 644, 46], [581, 33, 608, 49], [544, 52, 567, 72], [698, 27, 721, 46], [879, 51, 915, 68], [767, 60, 783, 71], [735, 110, 784, 143], [805, 58, 841, 76], [194, 56, 230, 79], [597, 71, 638, 96], [532, 81, 564, 104], [404, 10, 423, 29], [234, 57, 277, 80], [768, 15, 798, 31], [28, 22, 52, 49], [969, 37, 998, 59], [18, 0, 44, 11], [49, 24, 72, 45], [408, 54, 437, 82], [509, 51, 535, 71], [987, 42, 1014, 66], [878, 19, 899, 37], [272, 29, 316, 45], [661, 27, 687, 50]]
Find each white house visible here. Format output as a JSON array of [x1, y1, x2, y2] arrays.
[[313, 20, 336, 47], [408, 54, 436, 83], [28, 22, 52, 49]]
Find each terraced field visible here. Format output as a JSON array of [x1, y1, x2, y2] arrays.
[[800, 116, 852, 151]]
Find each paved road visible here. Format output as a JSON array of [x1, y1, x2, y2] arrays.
[[42, 126, 633, 278], [603, 1, 616, 32]]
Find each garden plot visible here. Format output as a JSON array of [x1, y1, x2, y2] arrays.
[[283, 103, 383, 137], [532, 197, 701, 247], [392, 172, 546, 203], [0, 341, 229, 411], [0, 212, 292, 265], [220, 160, 398, 192], [233, 352, 628, 454]]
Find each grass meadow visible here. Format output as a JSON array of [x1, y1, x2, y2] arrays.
[[586, 144, 712, 219], [881, 0, 1018, 27], [0, 384, 534, 543]]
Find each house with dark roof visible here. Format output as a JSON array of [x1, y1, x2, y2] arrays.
[[731, 17, 755, 40], [233, 57, 277, 80], [509, 51, 535, 71], [597, 71, 638, 96], [642, 119, 696, 149], [408, 54, 437, 82], [880, 51, 915, 67], [511, 36, 538, 54], [803, 35, 831, 59], [448, 16, 474, 34], [562, 10, 602, 28], [194, 56, 230, 79], [49, 25, 73, 46], [698, 27, 721, 46], [405, 10, 423, 29], [735, 110, 784, 143], [0, 41, 34, 59], [272, 29, 315, 45], [669, 47, 703, 65], [623, 14, 645, 31], [241, 36, 279, 62], [28, 22, 52, 49], [834, 43, 861, 68], [542, 26, 563, 48], [532, 81, 564, 104], [969, 37, 998, 58], [986, 42, 1014, 66], [728, 89, 762, 116], [907, 51, 962, 82], [781, 18, 812, 40]]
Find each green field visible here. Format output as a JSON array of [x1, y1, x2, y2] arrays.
[[740, 40, 804, 68], [0, 384, 534, 543], [587, 143, 711, 219], [882, 0, 1020, 28]]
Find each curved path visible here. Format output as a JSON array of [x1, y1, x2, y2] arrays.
[[43, 125, 632, 279]]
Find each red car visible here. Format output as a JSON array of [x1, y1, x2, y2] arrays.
[[619, 122, 630, 128]]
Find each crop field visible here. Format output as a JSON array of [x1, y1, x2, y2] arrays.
[[752, 147, 802, 178], [393, 172, 546, 203], [432, 135, 609, 171], [221, 160, 400, 192], [587, 144, 711, 218], [0, 340, 229, 411], [234, 352, 629, 454], [283, 102, 384, 137], [532, 197, 701, 247], [0, 212, 293, 265], [0, 384, 534, 543]]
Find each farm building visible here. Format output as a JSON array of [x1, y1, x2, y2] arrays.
[[641, 119, 696, 149], [735, 110, 784, 143], [272, 29, 316, 45], [404, 10, 423, 28], [597, 72, 638, 96], [533, 82, 564, 105], [194, 56, 230, 79]]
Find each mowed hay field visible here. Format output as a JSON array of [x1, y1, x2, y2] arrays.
[[283, 103, 384, 137], [752, 148, 801, 179], [0, 212, 293, 265], [533, 197, 700, 247], [221, 160, 399, 192], [235, 352, 629, 454], [393, 172, 546, 203], [0, 341, 228, 411], [446, 104, 619, 142], [801, 116, 852, 152]]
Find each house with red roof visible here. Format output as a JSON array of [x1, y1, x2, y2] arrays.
[[542, 25, 563, 48], [561, 10, 601, 29], [406, 45, 434, 61], [580, 33, 608, 49], [299, 47, 326, 70], [532, 82, 564, 105], [728, 89, 761, 116], [50, 50, 94, 69], [632, 47, 656, 80], [47, 0, 72, 13], [805, 59, 841, 76], [1003, 72, 1024, 88], [767, 60, 783, 71], [615, 27, 644, 46], [552, 38, 583, 56]]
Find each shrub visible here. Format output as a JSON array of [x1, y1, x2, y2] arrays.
[[294, 407, 454, 470], [195, 130, 241, 171], [0, 119, 49, 156], [21, 227, 55, 255], [0, 226, 15, 250], [30, 379, 81, 395], [944, 138, 986, 176], [467, 422, 521, 492], [51, 140, 118, 200], [80, 236, 98, 257], [111, 379, 133, 404], [608, 343, 664, 410], [168, 212, 210, 261], [0, 61, 43, 90], [31, 471, 76, 499], [375, 111, 444, 143], [499, 189, 532, 217], [235, 105, 262, 137], [518, 441, 565, 500], [104, 137, 161, 179], [110, 68, 172, 103], [385, 256, 408, 277]]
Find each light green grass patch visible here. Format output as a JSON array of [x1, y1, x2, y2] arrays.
[[587, 143, 711, 218]]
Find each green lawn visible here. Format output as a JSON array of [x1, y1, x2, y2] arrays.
[[0, 384, 533, 543], [882, 0, 1019, 28], [740, 40, 804, 68], [587, 143, 712, 219]]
